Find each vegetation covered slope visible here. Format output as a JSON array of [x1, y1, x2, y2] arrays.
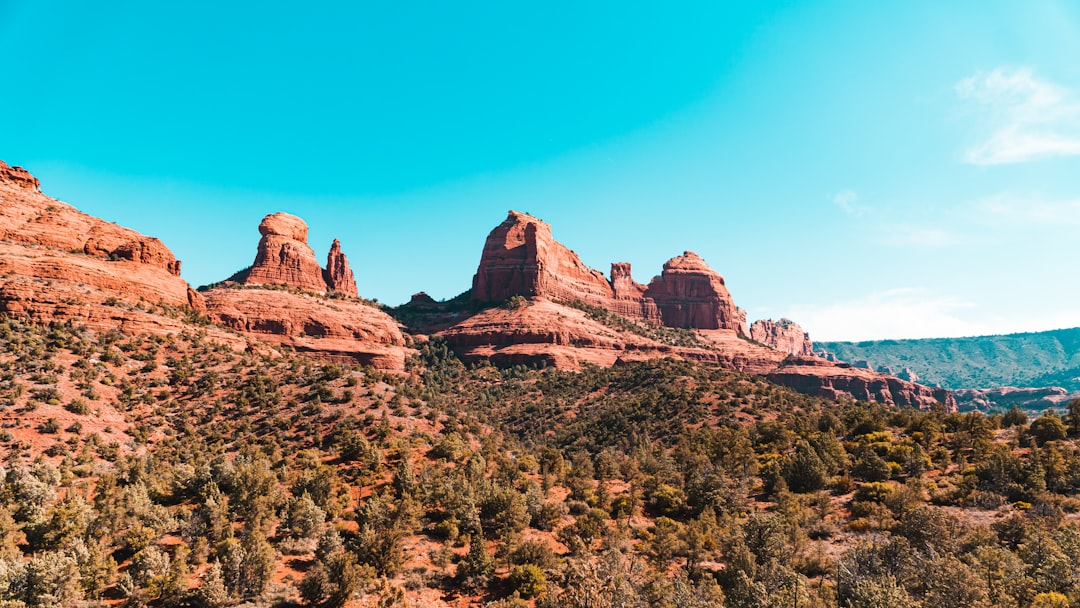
[[819, 327, 1080, 390], [2, 318, 1080, 607]]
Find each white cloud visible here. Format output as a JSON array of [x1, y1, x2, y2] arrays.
[[788, 288, 990, 342], [832, 189, 864, 215], [786, 287, 1080, 342], [979, 192, 1080, 226], [881, 225, 960, 247], [956, 67, 1080, 165]]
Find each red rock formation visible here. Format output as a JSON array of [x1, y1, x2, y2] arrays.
[[610, 263, 663, 323], [0, 161, 220, 338], [440, 299, 770, 371], [472, 211, 615, 305], [205, 288, 408, 370], [244, 212, 329, 292], [0, 160, 40, 191], [645, 252, 744, 333], [448, 210, 955, 410], [471, 212, 735, 329], [750, 318, 814, 357], [766, 357, 956, 410], [324, 239, 358, 297], [203, 213, 407, 369]]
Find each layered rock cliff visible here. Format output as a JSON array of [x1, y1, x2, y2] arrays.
[[0, 160, 40, 192], [646, 251, 745, 333], [206, 288, 407, 369], [470, 211, 742, 333], [765, 356, 956, 410], [436, 210, 955, 410], [241, 213, 360, 296], [204, 213, 407, 369], [244, 212, 330, 292], [0, 160, 214, 337], [751, 318, 814, 357]]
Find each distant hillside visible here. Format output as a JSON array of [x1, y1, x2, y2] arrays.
[[819, 327, 1080, 390]]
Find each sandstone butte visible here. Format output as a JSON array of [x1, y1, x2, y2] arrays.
[[243, 212, 360, 296], [472, 210, 746, 333], [202, 213, 408, 370], [0, 162, 955, 406], [427, 210, 956, 410]]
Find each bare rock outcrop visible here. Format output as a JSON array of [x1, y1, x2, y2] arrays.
[[645, 251, 744, 332], [766, 357, 956, 410], [205, 288, 408, 370], [324, 239, 358, 296], [440, 209, 955, 410], [0, 160, 215, 336], [204, 213, 407, 369], [0, 160, 40, 191], [470, 211, 739, 331], [472, 211, 617, 307], [750, 318, 814, 357], [244, 213, 329, 292], [243, 212, 363, 297]]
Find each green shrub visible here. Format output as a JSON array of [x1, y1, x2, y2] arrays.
[[508, 564, 546, 599]]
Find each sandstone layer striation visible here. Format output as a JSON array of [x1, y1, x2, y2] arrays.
[[324, 239, 359, 297], [204, 213, 407, 369], [0, 160, 218, 338], [470, 211, 743, 332], [434, 210, 955, 410], [750, 318, 814, 357]]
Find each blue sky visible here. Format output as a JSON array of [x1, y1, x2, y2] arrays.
[[3, 1, 1080, 341]]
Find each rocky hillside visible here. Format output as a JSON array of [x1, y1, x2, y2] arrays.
[[403, 210, 954, 410], [3, 160, 1080, 608], [0, 161, 953, 407], [201, 212, 410, 370]]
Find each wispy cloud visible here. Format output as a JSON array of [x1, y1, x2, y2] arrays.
[[956, 67, 1080, 165], [832, 189, 866, 216], [881, 225, 960, 247], [789, 288, 990, 342], [979, 192, 1080, 226]]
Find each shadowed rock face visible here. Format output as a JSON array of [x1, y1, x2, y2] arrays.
[[751, 318, 814, 357]]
